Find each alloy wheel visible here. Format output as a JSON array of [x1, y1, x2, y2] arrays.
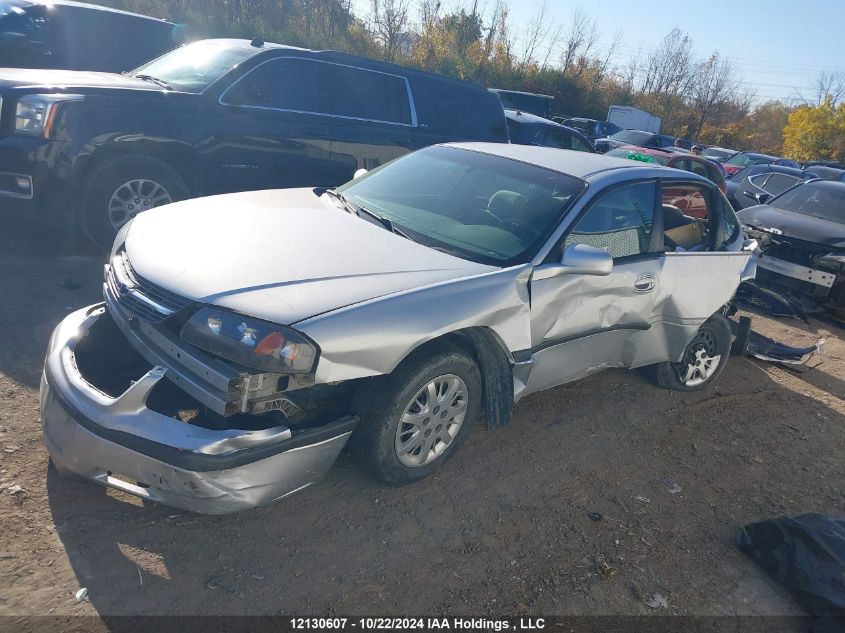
[[108, 178, 172, 230]]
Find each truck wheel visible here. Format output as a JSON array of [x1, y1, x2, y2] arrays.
[[79, 155, 189, 250], [354, 344, 482, 485], [653, 314, 732, 391]]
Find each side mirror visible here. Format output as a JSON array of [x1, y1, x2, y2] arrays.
[[353, 168, 368, 179], [533, 243, 613, 281], [753, 192, 770, 205]]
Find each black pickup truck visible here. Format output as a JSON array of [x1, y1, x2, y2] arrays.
[[0, 38, 509, 246]]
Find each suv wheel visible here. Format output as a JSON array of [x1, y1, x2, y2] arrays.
[[354, 344, 481, 485], [654, 314, 732, 391], [79, 155, 188, 249]]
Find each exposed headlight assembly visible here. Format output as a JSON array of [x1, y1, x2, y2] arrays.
[[181, 307, 318, 374], [15, 94, 83, 138]]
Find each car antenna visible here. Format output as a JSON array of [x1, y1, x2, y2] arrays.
[[250, 37, 264, 48]]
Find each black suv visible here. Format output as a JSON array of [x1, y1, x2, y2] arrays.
[[0, 38, 509, 246], [0, 0, 184, 72]]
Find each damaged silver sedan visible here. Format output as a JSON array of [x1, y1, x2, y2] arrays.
[[41, 143, 754, 514]]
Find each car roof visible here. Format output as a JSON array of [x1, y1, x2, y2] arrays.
[[18, 0, 175, 23], [444, 142, 708, 182]]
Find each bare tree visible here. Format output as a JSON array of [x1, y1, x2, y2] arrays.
[[517, 0, 554, 72], [811, 70, 845, 106], [639, 27, 695, 97], [596, 29, 623, 81], [560, 8, 598, 77], [689, 52, 739, 139], [372, 0, 410, 61]]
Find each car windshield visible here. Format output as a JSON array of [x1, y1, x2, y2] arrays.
[[725, 153, 773, 168], [606, 148, 669, 165], [608, 130, 652, 145], [132, 40, 258, 93], [773, 182, 845, 225], [335, 146, 585, 265]]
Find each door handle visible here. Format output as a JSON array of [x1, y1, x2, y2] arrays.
[[392, 138, 413, 148], [305, 130, 329, 139], [633, 274, 656, 292]]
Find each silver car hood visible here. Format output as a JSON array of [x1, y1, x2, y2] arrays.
[[124, 188, 494, 324]]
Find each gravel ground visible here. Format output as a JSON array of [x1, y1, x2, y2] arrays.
[[0, 220, 842, 623]]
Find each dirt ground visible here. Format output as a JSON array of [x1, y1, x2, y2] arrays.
[[0, 219, 843, 623]]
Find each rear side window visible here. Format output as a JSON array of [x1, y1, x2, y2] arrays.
[[322, 63, 411, 124], [565, 182, 656, 259], [764, 174, 801, 196]]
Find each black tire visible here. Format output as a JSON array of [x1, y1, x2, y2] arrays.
[[78, 155, 189, 250], [653, 313, 732, 391], [353, 343, 482, 485]]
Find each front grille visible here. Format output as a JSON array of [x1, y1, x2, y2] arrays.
[[105, 250, 191, 323]]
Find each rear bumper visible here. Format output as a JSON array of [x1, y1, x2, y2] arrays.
[[41, 305, 358, 514]]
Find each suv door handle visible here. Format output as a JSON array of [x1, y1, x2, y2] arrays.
[[633, 274, 656, 292]]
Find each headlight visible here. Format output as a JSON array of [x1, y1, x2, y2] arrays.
[[180, 307, 319, 374], [15, 94, 82, 138]]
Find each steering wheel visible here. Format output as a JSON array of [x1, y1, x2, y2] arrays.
[[478, 207, 508, 227]]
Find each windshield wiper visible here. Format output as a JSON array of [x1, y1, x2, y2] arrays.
[[134, 74, 173, 90], [324, 189, 416, 242]]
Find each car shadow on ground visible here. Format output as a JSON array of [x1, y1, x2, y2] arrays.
[[43, 354, 840, 619]]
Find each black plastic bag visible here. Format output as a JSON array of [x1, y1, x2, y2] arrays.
[[738, 513, 845, 616]]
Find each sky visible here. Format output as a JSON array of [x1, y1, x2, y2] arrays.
[[352, 0, 845, 104]]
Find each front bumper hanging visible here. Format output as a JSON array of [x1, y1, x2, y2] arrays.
[[40, 305, 358, 514]]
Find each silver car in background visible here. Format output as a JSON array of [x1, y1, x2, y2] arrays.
[[41, 143, 754, 514]]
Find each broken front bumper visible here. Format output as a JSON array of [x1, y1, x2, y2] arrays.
[[40, 305, 358, 514]]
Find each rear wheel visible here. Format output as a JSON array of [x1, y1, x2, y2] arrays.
[[654, 314, 732, 391], [354, 344, 481, 485], [79, 155, 189, 250]]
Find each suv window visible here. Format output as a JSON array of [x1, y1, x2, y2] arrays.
[[225, 58, 324, 112], [322, 63, 411, 124], [564, 182, 656, 259]]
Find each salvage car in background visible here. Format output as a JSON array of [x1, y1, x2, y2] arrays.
[[0, 0, 184, 72], [727, 165, 818, 211], [605, 146, 726, 193], [505, 110, 594, 153], [557, 117, 621, 143], [41, 144, 753, 514], [701, 146, 738, 163], [738, 180, 845, 316], [0, 38, 508, 247], [593, 129, 677, 154], [723, 151, 800, 177]]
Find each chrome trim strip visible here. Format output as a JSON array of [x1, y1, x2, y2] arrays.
[[218, 55, 418, 128]]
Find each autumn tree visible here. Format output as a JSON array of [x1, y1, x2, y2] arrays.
[[782, 97, 845, 162]]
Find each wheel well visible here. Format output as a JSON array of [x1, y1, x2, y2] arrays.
[[406, 328, 515, 430], [75, 143, 197, 195]]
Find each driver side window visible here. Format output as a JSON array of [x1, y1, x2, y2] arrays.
[[563, 182, 656, 259]]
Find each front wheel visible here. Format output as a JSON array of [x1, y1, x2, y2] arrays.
[[79, 155, 189, 250], [653, 314, 732, 391], [353, 344, 482, 485]]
